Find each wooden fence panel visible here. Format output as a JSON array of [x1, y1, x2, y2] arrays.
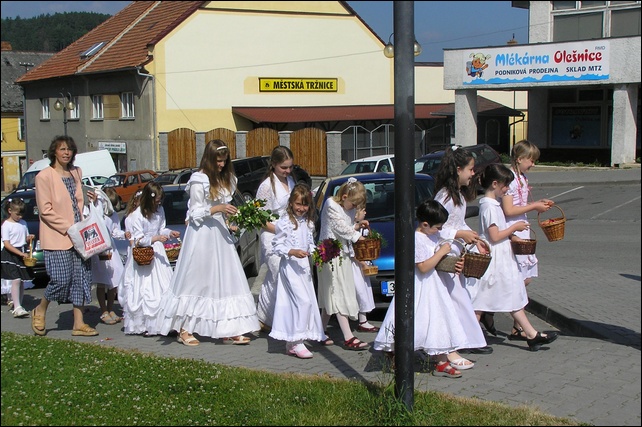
[[167, 128, 196, 170], [247, 128, 279, 157], [290, 128, 326, 176], [204, 128, 236, 159]]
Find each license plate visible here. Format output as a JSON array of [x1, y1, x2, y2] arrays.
[[381, 280, 395, 296]]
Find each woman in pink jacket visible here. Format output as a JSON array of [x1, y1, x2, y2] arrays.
[[31, 136, 98, 337]]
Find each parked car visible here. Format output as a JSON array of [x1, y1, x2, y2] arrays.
[[313, 172, 479, 309], [341, 154, 395, 175], [81, 175, 110, 189], [232, 156, 312, 202], [102, 169, 158, 209], [153, 168, 197, 186], [113, 183, 261, 276], [415, 144, 502, 177]]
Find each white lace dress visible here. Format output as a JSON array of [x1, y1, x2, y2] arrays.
[[374, 231, 468, 355], [346, 207, 375, 314], [90, 211, 125, 289], [268, 215, 326, 343], [472, 197, 528, 312], [505, 169, 538, 281], [157, 172, 259, 338], [255, 174, 295, 327], [118, 206, 173, 335], [316, 198, 361, 320], [433, 188, 487, 349]]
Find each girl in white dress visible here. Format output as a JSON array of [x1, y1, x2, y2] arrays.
[[374, 200, 469, 378], [158, 140, 259, 345], [269, 184, 326, 359], [350, 206, 379, 334], [317, 177, 369, 351], [255, 146, 296, 331], [501, 140, 554, 340], [433, 146, 490, 361], [119, 182, 180, 336], [92, 187, 126, 325], [474, 164, 558, 352]]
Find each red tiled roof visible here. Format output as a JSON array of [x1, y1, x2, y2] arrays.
[[16, 1, 204, 83], [232, 104, 450, 124]]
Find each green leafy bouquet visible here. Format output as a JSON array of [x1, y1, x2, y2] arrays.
[[227, 198, 278, 237], [312, 238, 343, 271]]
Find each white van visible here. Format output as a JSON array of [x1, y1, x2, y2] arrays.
[[17, 149, 117, 190]]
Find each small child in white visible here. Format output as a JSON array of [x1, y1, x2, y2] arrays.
[[269, 184, 326, 359]]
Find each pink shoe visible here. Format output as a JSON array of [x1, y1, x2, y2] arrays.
[[287, 343, 313, 359]]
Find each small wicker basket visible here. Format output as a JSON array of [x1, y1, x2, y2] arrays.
[[132, 246, 154, 266], [538, 204, 566, 242], [510, 228, 537, 255], [165, 246, 180, 262], [24, 257, 37, 267], [98, 251, 113, 261], [353, 228, 381, 261], [435, 239, 464, 273], [462, 239, 492, 279], [361, 263, 378, 276]]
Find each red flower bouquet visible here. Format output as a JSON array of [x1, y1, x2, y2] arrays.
[[313, 238, 343, 271]]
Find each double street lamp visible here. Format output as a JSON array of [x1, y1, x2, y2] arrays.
[[53, 92, 75, 136]]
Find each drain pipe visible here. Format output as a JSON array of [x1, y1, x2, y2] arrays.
[[136, 66, 158, 170]]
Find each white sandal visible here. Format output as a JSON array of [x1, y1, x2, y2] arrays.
[[449, 357, 474, 370], [178, 330, 200, 346]]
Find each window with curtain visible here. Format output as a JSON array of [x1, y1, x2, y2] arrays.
[[41, 98, 50, 120], [121, 92, 135, 118], [92, 95, 104, 119]]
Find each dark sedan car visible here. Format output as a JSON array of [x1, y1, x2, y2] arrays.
[[232, 155, 312, 202], [415, 144, 502, 177]]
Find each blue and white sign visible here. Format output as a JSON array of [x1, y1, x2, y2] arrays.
[[463, 40, 610, 86]]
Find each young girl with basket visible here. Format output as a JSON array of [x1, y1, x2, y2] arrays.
[[157, 140, 259, 346], [91, 187, 126, 325], [474, 164, 558, 352], [1, 198, 35, 318], [433, 146, 491, 359], [317, 177, 370, 351], [269, 184, 326, 358], [501, 140, 554, 340], [374, 199, 469, 378], [119, 182, 180, 336], [255, 146, 296, 333]]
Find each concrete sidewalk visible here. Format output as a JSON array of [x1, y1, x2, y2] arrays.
[[2, 165, 640, 426]]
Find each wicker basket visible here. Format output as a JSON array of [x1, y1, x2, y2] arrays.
[[98, 251, 112, 261], [132, 246, 154, 266], [538, 205, 566, 242], [462, 240, 492, 279], [435, 239, 464, 273], [353, 228, 381, 261], [165, 246, 180, 262], [361, 264, 379, 276], [24, 257, 37, 267], [510, 228, 537, 255]]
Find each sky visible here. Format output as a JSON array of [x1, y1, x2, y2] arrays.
[[0, 1, 529, 63]]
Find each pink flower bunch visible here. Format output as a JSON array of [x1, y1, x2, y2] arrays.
[[163, 242, 181, 249], [312, 238, 343, 270]]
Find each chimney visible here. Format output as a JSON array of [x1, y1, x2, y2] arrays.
[[507, 33, 518, 46]]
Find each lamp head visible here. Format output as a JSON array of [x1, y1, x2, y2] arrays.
[[54, 99, 63, 111]]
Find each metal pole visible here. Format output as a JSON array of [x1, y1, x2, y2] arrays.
[[62, 106, 68, 136], [393, 0, 415, 412]]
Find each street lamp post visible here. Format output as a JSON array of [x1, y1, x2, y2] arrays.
[[53, 92, 75, 136]]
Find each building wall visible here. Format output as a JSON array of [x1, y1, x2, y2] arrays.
[[1, 115, 25, 191]]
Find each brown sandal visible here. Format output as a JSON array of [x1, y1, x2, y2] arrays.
[[343, 337, 369, 351]]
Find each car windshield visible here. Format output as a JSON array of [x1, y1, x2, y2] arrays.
[[18, 171, 38, 190], [103, 175, 124, 187], [324, 177, 434, 221], [341, 161, 378, 174], [155, 174, 178, 184], [415, 157, 442, 175]]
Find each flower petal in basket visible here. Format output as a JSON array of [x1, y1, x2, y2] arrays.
[[538, 204, 566, 242]]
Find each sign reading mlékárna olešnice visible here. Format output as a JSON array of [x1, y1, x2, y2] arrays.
[[462, 40, 610, 86], [259, 78, 338, 92]]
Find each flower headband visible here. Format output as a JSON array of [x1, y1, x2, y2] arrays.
[[452, 145, 459, 151], [135, 190, 143, 197]]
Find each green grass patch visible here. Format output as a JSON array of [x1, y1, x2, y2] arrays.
[[1, 332, 583, 426]]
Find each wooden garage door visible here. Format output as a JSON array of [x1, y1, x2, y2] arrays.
[[167, 128, 196, 169], [290, 128, 326, 176], [204, 128, 236, 159], [247, 128, 279, 157]]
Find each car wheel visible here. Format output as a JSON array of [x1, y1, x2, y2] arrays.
[[242, 192, 253, 203]]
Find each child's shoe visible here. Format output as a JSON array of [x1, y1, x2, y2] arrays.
[[287, 343, 313, 359], [12, 306, 30, 318], [432, 361, 462, 378]]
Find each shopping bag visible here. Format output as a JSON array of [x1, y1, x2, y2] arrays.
[[67, 203, 112, 260]]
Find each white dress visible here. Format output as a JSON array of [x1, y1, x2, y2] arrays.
[[255, 174, 295, 327], [505, 169, 538, 281], [157, 172, 259, 338], [472, 197, 529, 312], [268, 215, 326, 343], [374, 231, 469, 355], [317, 198, 361, 320], [433, 189, 487, 349], [347, 207, 375, 314], [118, 206, 173, 335], [90, 211, 125, 289]]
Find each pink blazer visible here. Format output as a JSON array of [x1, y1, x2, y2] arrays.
[[35, 166, 85, 250]]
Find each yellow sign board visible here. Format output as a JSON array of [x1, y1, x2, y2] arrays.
[[259, 78, 338, 92]]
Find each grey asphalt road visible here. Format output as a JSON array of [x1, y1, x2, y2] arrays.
[[2, 165, 640, 426]]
